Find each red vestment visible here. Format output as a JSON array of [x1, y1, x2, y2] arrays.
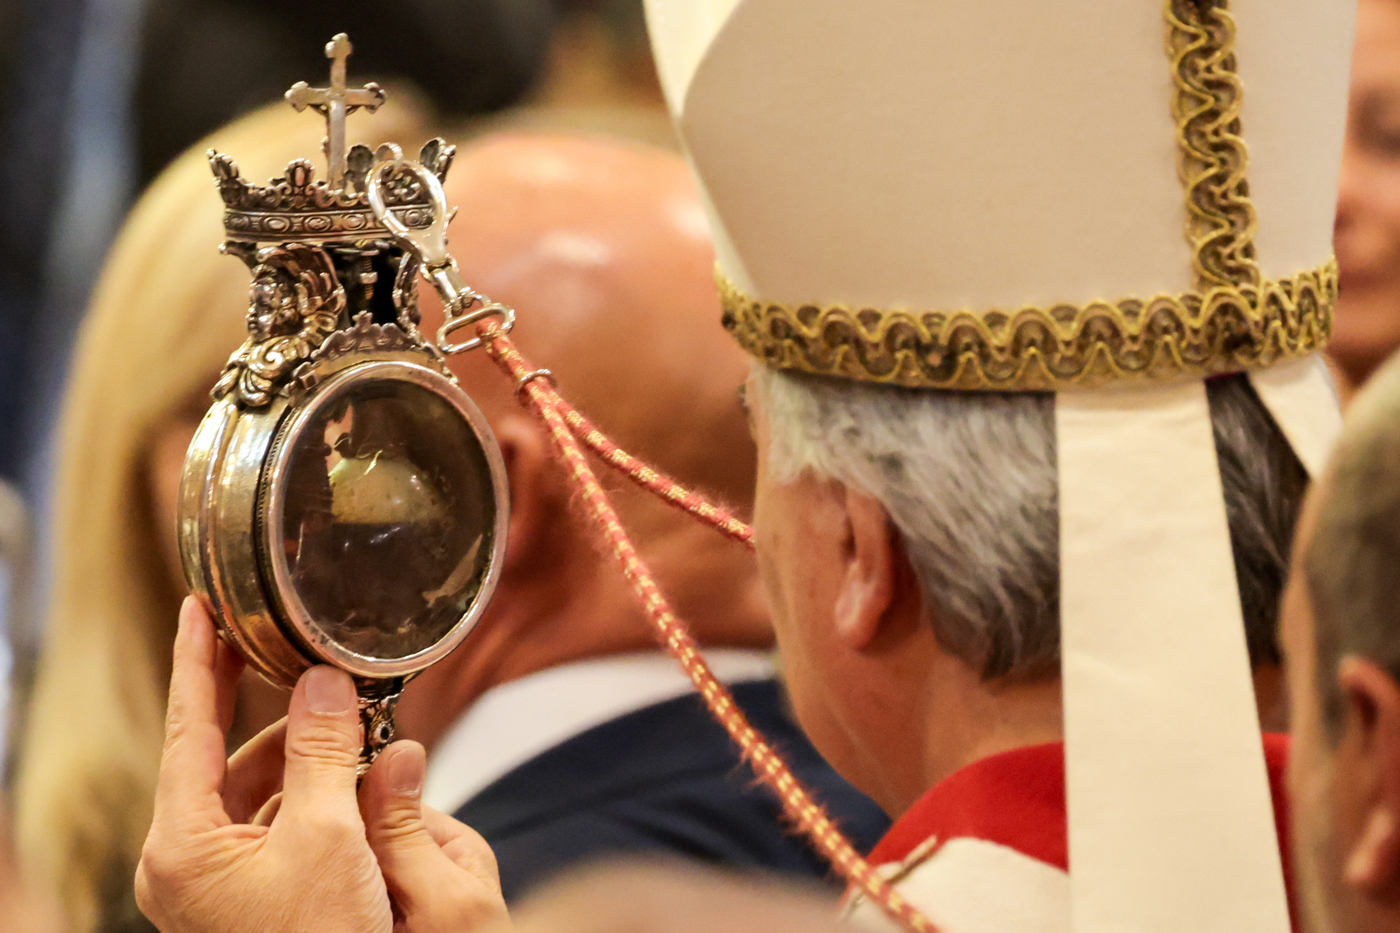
[[845, 735, 1293, 932]]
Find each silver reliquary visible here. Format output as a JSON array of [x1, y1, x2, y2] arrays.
[[179, 35, 511, 767]]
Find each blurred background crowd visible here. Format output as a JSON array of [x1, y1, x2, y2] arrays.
[[0, 0, 667, 752], [2, 1, 1400, 932], [0, 2, 676, 927]]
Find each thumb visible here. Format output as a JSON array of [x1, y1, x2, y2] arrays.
[[278, 665, 362, 821], [361, 742, 506, 924], [360, 741, 439, 863]]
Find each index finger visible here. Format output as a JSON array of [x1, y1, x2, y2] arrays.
[[150, 597, 235, 833], [224, 717, 288, 824]]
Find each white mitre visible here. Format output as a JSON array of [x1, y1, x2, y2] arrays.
[[645, 1, 1354, 932]]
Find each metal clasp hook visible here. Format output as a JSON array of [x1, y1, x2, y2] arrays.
[[368, 146, 515, 354]]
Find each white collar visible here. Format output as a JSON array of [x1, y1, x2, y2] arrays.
[[423, 648, 777, 814]]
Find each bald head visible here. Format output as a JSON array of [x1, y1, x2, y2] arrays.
[[403, 131, 766, 690], [1285, 352, 1400, 933], [423, 132, 754, 507], [1304, 352, 1400, 735]]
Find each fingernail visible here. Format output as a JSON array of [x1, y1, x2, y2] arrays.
[[305, 666, 354, 714], [178, 595, 199, 631], [388, 745, 425, 796]]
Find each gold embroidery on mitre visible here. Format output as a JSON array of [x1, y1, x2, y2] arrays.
[[719, 263, 1334, 392], [717, 0, 1334, 392], [1168, 0, 1259, 292]]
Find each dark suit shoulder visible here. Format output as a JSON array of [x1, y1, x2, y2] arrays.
[[453, 678, 890, 903]]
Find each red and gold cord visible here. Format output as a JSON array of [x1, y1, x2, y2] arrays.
[[479, 323, 937, 933]]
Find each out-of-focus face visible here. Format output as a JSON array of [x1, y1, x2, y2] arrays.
[[1333, 0, 1400, 387], [1281, 488, 1392, 933], [1283, 476, 1400, 933], [1282, 544, 1345, 933]]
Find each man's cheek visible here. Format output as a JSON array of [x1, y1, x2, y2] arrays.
[[1290, 730, 1338, 873]]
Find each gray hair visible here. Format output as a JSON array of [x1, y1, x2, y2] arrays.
[[1304, 355, 1400, 738], [757, 368, 1307, 680]]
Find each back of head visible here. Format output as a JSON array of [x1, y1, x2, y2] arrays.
[[440, 131, 755, 508], [13, 95, 430, 933], [652, 0, 1348, 923], [427, 132, 763, 644], [1304, 352, 1400, 732], [758, 370, 1308, 681]]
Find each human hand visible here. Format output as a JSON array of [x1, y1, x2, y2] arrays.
[[232, 718, 508, 933], [136, 597, 509, 933], [360, 741, 508, 933]]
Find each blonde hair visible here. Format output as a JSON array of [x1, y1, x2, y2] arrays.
[[13, 96, 430, 933]]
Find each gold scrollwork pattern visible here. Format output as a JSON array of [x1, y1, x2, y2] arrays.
[[719, 262, 1334, 392], [719, 0, 1334, 391], [1167, 0, 1258, 291]]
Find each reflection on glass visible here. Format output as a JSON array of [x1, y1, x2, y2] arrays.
[[279, 380, 494, 659]]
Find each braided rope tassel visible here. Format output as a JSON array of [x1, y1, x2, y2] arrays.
[[479, 325, 936, 933]]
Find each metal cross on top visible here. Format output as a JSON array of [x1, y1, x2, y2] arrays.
[[285, 33, 387, 190]]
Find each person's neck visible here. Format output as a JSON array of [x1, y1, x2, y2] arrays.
[[395, 564, 652, 751], [882, 664, 1287, 817], [923, 678, 1063, 788], [396, 512, 773, 753], [881, 652, 1064, 815]]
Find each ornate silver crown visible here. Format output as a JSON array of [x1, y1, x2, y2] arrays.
[[207, 32, 451, 245], [209, 140, 452, 243], [205, 33, 465, 410]]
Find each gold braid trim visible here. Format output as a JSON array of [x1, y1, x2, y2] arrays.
[[1168, 0, 1259, 291], [718, 0, 1334, 392], [719, 262, 1334, 391]]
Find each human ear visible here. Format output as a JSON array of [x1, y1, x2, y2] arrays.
[[495, 417, 554, 575], [1336, 657, 1400, 891], [830, 487, 898, 650]]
